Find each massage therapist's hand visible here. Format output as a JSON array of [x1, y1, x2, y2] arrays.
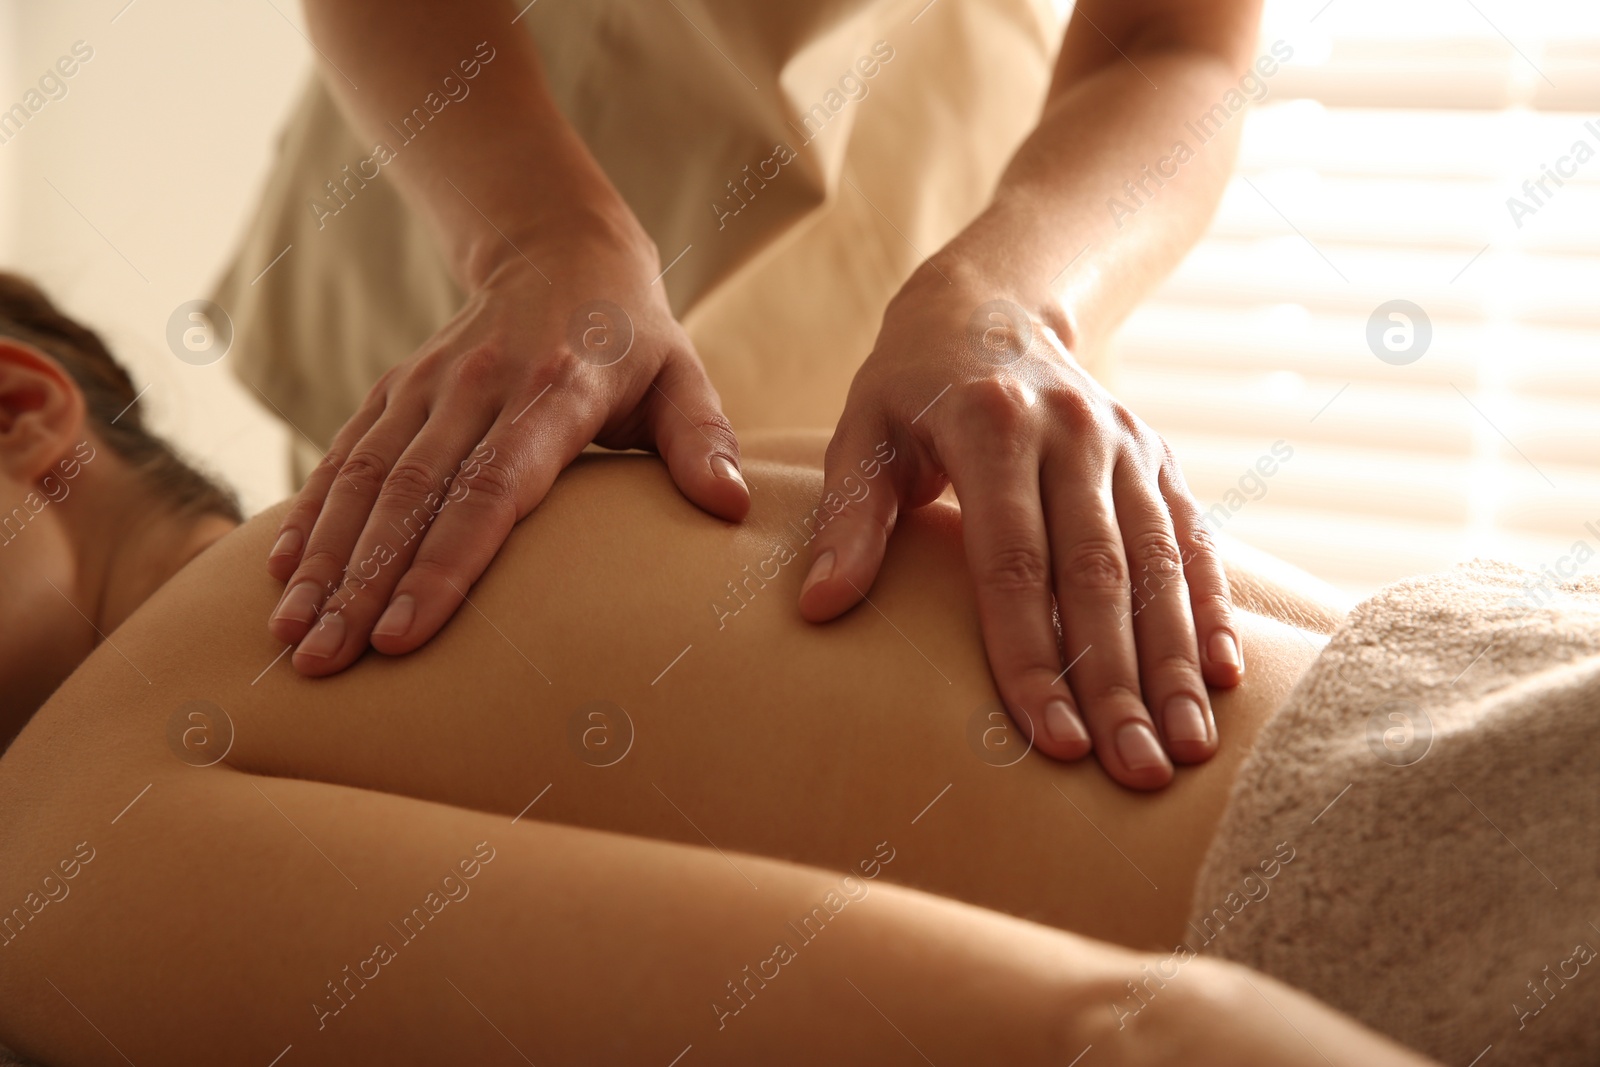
[[265, 219, 749, 675], [798, 265, 1240, 790]]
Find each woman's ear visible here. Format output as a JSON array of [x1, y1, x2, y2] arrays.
[[0, 339, 87, 483]]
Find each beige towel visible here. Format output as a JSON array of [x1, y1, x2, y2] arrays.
[[1186, 561, 1600, 1064]]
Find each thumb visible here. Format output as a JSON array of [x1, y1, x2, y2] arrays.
[[646, 353, 750, 523], [797, 414, 908, 623]]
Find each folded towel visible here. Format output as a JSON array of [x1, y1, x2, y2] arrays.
[[1187, 560, 1600, 1064]]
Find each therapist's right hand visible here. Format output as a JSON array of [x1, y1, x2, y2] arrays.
[[264, 220, 749, 676]]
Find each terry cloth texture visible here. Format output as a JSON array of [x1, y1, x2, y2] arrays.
[[1188, 560, 1600, 1064]]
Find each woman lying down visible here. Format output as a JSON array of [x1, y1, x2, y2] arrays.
[[0, 273, 1596, 1066]]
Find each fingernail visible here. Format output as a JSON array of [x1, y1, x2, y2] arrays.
[[1116, 721, 1169, 773], [373, 594, 415, 640], [1209, 631, 1242, 671], [273, 580, 323, 626], [295, 611, 346, 660], [1163, 696, 1210, 745], [269, 528, 302, 561], [709, 454, 747, 491], [800, 550, 835, 598], [1044, 699, 1088, 745]]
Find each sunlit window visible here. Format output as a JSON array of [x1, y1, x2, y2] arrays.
[[1113, 0, 1600, 596]]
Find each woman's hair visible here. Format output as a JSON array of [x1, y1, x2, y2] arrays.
[[0, 271, 242, 523]]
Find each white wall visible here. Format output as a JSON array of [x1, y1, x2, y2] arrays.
[[0, 0, 310, 514]]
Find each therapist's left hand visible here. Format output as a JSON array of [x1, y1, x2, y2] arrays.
[[798, 264, 1241, 791]]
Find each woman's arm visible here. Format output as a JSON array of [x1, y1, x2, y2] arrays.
[[0, 755, 1149, 1063], [0, 758, 1085, 1064], [0, 755, 1431, 1067]]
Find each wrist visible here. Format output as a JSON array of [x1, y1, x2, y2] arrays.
[[894, 226, 1084, 356], [457, 196, 657, 293]]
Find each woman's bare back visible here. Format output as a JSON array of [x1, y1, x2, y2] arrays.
[[4, 450, 1322, 953]]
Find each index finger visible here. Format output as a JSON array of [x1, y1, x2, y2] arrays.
[[360, 385, 600, 660], [265, 395, 386, 582]]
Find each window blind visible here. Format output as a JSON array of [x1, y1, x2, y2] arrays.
[[1109, 0, 1600, 597]]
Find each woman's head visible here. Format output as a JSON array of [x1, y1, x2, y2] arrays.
[[0, 271, 241, 735], [0, 273, 242, 523]]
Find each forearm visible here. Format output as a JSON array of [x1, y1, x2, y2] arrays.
[[0, 762, 1111, 1064], [928, 0, 1264, 355], [300, 0, 649, 289], [0, 759, 1439, 1066]]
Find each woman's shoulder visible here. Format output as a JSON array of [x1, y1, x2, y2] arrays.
[[6, 452, 826, 766]]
